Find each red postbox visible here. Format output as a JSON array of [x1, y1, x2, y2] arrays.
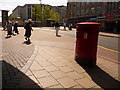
[[75, 22, 101, 66]]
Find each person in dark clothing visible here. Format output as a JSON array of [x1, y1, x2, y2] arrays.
[[13, 21, 19, 34], [69, 24, 72, 30], [7, 20, 12, 37], [63, 23, 66, 30], [54, 22, 61, 37], [3, 21, 7, 31], [24, 19, 33, 41]]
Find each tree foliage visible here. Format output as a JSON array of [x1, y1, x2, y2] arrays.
[[32, 5, 60, 21], [8, 14, 14, 21], [32, 4, 42, 21]]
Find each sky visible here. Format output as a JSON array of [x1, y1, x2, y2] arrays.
[[0, 0, 67, 22]]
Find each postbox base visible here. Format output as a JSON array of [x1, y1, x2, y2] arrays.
[[75, 56, 96, 67]]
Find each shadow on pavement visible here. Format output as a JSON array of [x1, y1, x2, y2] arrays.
[[2, 60, 43, 89], [81, 65, 120, 89], [23, 40, 32, 45], [5, 36, 12, 39]]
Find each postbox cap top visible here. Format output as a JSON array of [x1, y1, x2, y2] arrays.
[[77, 22, 100, 25]]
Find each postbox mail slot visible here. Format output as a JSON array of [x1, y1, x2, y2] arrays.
[[83, 33, 88, 39]]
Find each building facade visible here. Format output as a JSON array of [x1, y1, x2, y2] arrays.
[[11, 4, 67, 25], [67, 2, 120, 33], [52, 6, 67, 23]]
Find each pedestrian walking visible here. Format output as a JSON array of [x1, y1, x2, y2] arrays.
[[54, 22, 61, 37], [13, 21, 19, 34], [69, 24, 72, 30], [2, 21, 7, 31], [63, 23, 66, 30], [24, 19, 33, 41], [7, 20, 12, 37]]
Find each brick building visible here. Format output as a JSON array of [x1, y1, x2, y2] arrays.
[[67, 2, 120, 33]]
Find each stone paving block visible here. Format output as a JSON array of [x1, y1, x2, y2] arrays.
[[52, 61, 67, 67], [66, 61, 79, 68], [25, 69, 33, 76], [38, 61, 52, 67], [49, 84, 64, 88], [35, 56, 47, 62], [47, 58, 59, 63], [80, 73, 92, 80], [72, 85, 84, 88], [59, 59, 72, 64], [41, 54, 56, 60], [67, 71, 85, 80], [76, 77, 97, 88], [49, 70, 67, 79], [38, 76, 59, 88], [44, 65, 59, 72], [59, 66, 74, 73], [30, 61, 44, 71], [29, 75, 39, 84], [33, 70, 50, 78], [53, 56, 65, 60], [68, 85, 86, 90], [57, 77, 78, 88], [69, 65, 86, 74], [92, 85, 103, 89]]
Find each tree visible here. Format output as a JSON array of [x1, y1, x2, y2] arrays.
[[50, 12, 60, 21], [8, 14, 14, 21], [32, 5, 60, 21], [32, 4, 42, 21], [42, 6, 52, 21]]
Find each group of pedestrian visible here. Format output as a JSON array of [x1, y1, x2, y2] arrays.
[[68, 24, 73, 30], [64, 23, 73, 30], [3, 20, 19, 37], [4, 19, 73, 41], [2, 19, 33, 43]]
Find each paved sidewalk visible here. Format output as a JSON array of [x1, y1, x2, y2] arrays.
[[1, 27, 34, 88], [21, 27, 120, 89], [1, 27, 120, 89], [99, 32, 120, 38]]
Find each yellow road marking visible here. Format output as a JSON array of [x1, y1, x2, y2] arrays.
[[98, 45, 120, 53]]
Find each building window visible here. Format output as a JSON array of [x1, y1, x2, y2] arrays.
[[85, 9, 89, 15], [74, 3, 76, 8], [76, 2, 80, 8], [76, 10, 79, 16], [96, 7, 102, 14], [81, 10, 84, 15], [80, 11, 81, 16], [86, 2, 90, 5], [91, 7, 95, 14], [82, 2, 85, 6]]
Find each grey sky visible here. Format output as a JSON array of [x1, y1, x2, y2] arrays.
[[0, 0, 67, 22]]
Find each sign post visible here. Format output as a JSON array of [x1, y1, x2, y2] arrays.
[[1, 10, 9, 27]]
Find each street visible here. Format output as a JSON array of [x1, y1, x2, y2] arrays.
[[39, 27, 119, 62], [58, 28, 119, 52], [1, 27, 120, 89], [44, 27, 119, 52]]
